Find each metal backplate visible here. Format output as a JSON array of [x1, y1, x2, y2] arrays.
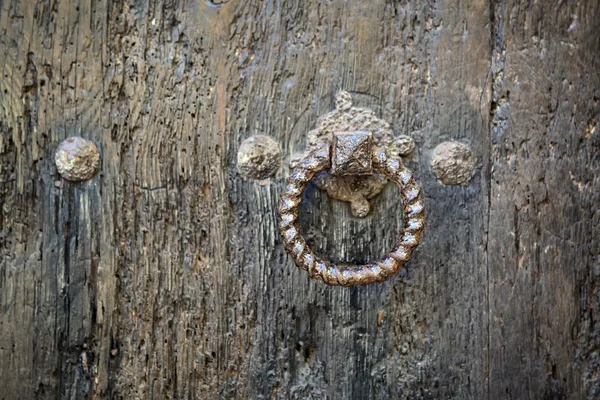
[[298, 91, 395, 217]]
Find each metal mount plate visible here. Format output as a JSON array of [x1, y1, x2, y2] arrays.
[[293, 91, 397, 217]]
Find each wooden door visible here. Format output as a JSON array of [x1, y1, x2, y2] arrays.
[[1, 0, 599, 398]]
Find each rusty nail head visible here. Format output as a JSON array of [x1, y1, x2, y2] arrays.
[[331, 131, 373, 176], [55, 136, 101, 182]]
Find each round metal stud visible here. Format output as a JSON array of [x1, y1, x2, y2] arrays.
[[237, 135, 282, 180], [430, 141, 475, 185], [55, 137, 101, 182]]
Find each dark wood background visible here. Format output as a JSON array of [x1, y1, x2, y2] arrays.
[[1, 0, 599, 398]]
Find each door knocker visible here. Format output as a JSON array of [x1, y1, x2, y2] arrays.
[[278, 92, 425, 286]]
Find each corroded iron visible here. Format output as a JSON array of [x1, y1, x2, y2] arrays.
[[295, 91, 417, 217], [390, 135, 416, 157], [278, 144, 425, 287], [303, 91, 394, 217], [430, 141, 475, 185], [55, 137, 101, 182], [237, 135, 282, 180], [331, 131, 373, 176]]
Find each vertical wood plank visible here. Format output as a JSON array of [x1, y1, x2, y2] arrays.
[[488, 0, 600, 398]]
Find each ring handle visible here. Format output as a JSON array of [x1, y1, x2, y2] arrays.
[[278, 145, 425, 286]]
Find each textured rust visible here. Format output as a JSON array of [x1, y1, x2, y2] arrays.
[[278, 145, 425, 286], [300, 91, 418, 217], [305, 91, 394, 216], [430, 141, 475, 185], [237, 135, 282, 180], [313, 173, 387, 218], [331, 131, 373, 176], [54, 137, 101, 182], [390, 135, 416, 157]]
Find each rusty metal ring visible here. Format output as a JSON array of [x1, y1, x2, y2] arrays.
[[278, 144, 425, 286]]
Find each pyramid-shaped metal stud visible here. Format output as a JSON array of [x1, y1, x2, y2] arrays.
[[331, 131, 373, 176]]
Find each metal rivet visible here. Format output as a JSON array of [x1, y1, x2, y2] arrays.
[[430, 141, 475, 185], [237, 135, 282, 180], [55, 137, 101, 182], [350, 197, 370, 218], [389, 135, 416, 157]]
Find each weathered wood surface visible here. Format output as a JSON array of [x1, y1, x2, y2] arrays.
[[0, 0, 598, 398]]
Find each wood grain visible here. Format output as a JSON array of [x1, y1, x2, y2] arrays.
[[0, 0, 598, 398], [488, 1, 600, 398]]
